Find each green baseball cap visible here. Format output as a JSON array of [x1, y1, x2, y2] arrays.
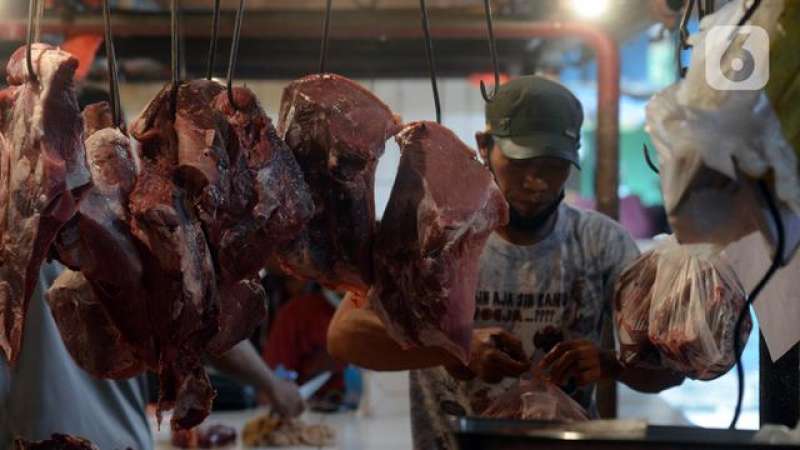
[[486, 75, 583, 169]]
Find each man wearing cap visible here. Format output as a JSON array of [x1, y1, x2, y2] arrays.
[[327, 75, 683, 449]]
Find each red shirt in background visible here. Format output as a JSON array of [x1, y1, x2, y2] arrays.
[[263, 292, 345, 393]]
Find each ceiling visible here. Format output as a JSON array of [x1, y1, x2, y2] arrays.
[[0, 0, 665, 81]]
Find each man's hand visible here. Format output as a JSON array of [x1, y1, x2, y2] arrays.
[[264, 377, 305, 418], [447, 327, 531, 384], [539, 339, 622, 387]]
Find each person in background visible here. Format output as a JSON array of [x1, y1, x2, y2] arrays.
[[264, 278, 346, 411], [327, 75, 684, 449], [0, 86, 304, 450]]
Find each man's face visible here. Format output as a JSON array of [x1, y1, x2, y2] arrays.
[[485, 142, 571, 218]]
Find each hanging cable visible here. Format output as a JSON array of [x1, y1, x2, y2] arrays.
[[642, 144, 660, 174], [419, 0, 441, 124], [737, 0, 762, 26], [479, 0, 500, 103], [729, 180, 785, 429], [206, 0, 221, 80], [318, 0, 333, 74], [226, 0, 246, 110], [26, 0, 39, 84], [102, 0, 122, 130]]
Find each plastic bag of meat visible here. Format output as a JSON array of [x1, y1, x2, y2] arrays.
[[277, 74, 402, 293], [483, 371, 589, 422], [614, 249, 661, 367], [369, 121, 509, 364], [647, 239, 751, 380], [0, 44, 92, 364]]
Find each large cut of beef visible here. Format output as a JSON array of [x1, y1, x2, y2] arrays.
[[47, 269, 145, 379], [130, 82, 220, 429], [52, 102, 156, 372], [277, 74, 402, 292], [15, 434, 100, 450], [0, 44, 92, 364], [125, 79, 310, 429], [369, 121, 509, 363]]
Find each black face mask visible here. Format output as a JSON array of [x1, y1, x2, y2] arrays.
[[507, 190, 565, 233]]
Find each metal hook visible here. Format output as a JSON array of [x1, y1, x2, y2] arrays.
[[226, 0, 246, 110], [170, 0, 180, 118], [479, 0, 500, 103], [206, 0, 221, 80], [319, 0, 333, 74], [642, 144, 659, 175], [676, 0, 694, 79], [419, 0, 441, 124], [102, 0, 123, 129], [26, 0, 38, 84]]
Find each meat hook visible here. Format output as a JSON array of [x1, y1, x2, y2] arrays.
[[226, 0, 246, 110], [419, 0, 441, 124], [730, 180, 784, 429], [479, 0, 500, 103], [102, 0, 123, 130], [170, 0, 180, 116], [206, 0, 221, 81], [26, 0, 39, 84], [319, 0, 333, 74], [675, 0, 694, 79], [642, 143, 660, 175]]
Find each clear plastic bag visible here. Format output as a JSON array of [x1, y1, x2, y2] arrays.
[[482, 370, 589, 422], [647, 240, 752, 380], [614, 250, 661, 367]]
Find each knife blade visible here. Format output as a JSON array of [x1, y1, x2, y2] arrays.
[[298, 371, 332, 400]]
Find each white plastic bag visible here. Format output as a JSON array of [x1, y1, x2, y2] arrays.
[[645, 0, 800, 258], [614, 250, 661, 367]]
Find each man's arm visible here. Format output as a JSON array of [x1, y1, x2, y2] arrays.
[[327, 293, 461, 370], [206, 340, 305, 417], [328, 293, 531, 382]]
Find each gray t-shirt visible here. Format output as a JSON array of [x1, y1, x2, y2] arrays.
[[410, 204, 639, 450], [0, 262, 152, 450]]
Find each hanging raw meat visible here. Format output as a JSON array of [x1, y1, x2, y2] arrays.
[[369, 121, 509, 364], [52, 101, 156, 370], [14, 434, 99, 450], [0, 44, 92, 364], [277, 74, 402, 292], [46, 269, 145, 379], [130, 82, 220, 429]]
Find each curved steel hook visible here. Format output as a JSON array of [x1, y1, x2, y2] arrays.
[[206, 0, 221, 80], [170, 0, 180, 117], [26, 0, 39, 84], [319, 0, 333, 74], [102, 0, 123, 129], [226, 0, 246, 110], [419, 0, 441, 124], [642, 144, 659, 175], [479, 0, 500, 103]]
